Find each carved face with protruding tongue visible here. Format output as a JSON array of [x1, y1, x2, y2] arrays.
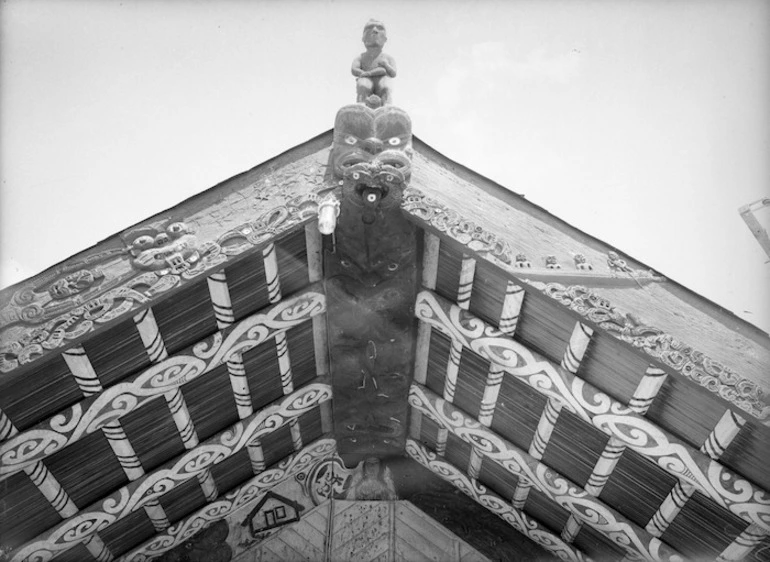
[[331, 104, 412, 206]]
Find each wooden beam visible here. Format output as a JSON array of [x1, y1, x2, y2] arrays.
[[9, 380, 332, 562], [305, 224, 330, 378], [646, 409, 746, 537], [564, 365, 668, 544], [401, 186, 769, 425], [406, 438, 589, 562], [63, 345, 172, 541], [409, 384, 685, 562], [413, 288, 770, 534], [436, 255, 476, 457], [263, 242, 303, 451], [118, 437, 337, 562], [0, 285, 326, 479]]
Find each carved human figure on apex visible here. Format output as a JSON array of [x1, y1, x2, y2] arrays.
[[352, 19, 396, 107]]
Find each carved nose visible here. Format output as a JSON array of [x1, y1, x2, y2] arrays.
[[363, 138, 384, 155]]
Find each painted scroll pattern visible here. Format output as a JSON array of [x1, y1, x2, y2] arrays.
[[406, 439, 586, 562], [409, 383, 684, 562], [9, 386, 332, 562], [0, 155, 330, 373], [401, 187, 514, 265], [414, 289, 770, 533], [535, 282, 770, 424], [120, 438, 336, 562], [401, 186, 768, 424], [0, 288, 326, 476]]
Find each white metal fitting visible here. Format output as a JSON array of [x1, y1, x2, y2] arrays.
[[317, 194, 341, 235]]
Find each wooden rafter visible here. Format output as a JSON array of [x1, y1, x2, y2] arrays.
[[0, 285, 326, 478], [409, 383, 685, 562], [9, 380, 332, 562], [401, 185, 770, 425], [119, 436, 337, 562], [413, 288, 770, 534], [406, 438, 589, 562]]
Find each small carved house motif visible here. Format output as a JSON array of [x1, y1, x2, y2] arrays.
[[243, 491, 303, 536]]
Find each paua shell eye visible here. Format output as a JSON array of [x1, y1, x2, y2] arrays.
[[341, 259, 351, 267], [345, 136, 358, 145], [387, 262, 398, 271], [388, 137, 401, 145]]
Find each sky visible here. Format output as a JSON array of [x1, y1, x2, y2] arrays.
[[1, 0, 769, 333]]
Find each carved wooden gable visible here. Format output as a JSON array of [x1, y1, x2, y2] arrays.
[[1, 120, 768, 562]]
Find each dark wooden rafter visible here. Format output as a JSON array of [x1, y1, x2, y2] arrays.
[[0, 133, 333, 377], [409, 383, 686, 561], [406, 438, 589, 562], [401, 184, 770, 426], [118, 436, 337, 562], [9, 380, 332, 561], [412, 287, 770, 535], [0, 284, 326, 478]]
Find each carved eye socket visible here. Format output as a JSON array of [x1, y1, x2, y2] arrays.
[[387, 262, 398, 271], [386, 174, 394, 182], [133, 235, 154, 249], [388, 137, 401, 146], [345, 136, 358, 145], [167, 222, 186, 235], [154, 233, 170, 246]]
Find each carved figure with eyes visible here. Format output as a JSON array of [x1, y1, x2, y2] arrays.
[[331, 103, 412, 188], [126, 221, 201, 274], [351, 19, 396, 106]]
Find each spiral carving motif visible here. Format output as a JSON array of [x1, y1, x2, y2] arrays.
[[413, 289, 770, 533], [0, 288, 325, 478], [405, 439, 585, 562], [122, 438, 336, 562], [409, 383, 684, 562], [10, 386, 332, 562]]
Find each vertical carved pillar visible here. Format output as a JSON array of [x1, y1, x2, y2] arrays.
[[646, 408, 745, 537]]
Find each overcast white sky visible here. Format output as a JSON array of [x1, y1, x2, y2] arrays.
[[1, 0, 769, 332]]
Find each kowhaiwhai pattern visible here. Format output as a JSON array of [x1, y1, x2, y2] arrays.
[[414, 289, 770, 533], [406, 439, 586, 562], [0, 156, 330, 374], [0, 287, 326, 477], [9, 392, 332, 562], [409, 383, 684, 562], [535, 282, 770, 424], [120, 438, 337, 562]]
